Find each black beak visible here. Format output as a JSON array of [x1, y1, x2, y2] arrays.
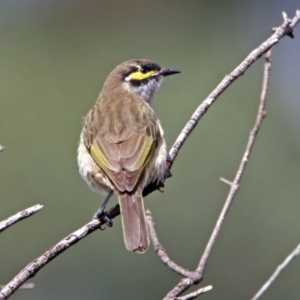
[[159, 68, 181, 77]]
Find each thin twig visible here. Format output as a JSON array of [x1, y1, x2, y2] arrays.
[[0, 283, 35, 290], [251, 243, 300, 300], [146, 211, 194, 278], [175, 285, 213, 300], [164, 41, 274, 300], [0, 205, 44, 233]]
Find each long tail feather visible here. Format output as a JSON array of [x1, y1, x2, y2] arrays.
[[118, 186, 149, 253]]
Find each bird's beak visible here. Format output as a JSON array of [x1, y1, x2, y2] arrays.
[[155, 68, 181, 77], [160, 68, 181, 76]]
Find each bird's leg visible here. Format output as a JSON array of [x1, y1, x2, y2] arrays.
[[93, 190, 114, 228]]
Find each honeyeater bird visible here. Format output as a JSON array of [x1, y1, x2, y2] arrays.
[[77, 59, 180, 253]]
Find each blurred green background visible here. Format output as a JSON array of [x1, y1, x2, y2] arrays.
[[1, 1, 300, 299]]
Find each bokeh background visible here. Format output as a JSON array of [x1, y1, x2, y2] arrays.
[[1, 1, 300, 299]]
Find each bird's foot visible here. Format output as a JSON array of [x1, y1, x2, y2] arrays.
[[93, 209, 113, 230], [93, 190, 114, 229]]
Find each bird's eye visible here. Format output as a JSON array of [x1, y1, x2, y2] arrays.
[[140, 66, 150, 74]]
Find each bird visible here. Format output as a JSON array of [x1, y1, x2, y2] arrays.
[[77, 59, 180, 253]]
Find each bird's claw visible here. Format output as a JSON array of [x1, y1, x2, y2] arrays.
[[94, 211, 113, 229]]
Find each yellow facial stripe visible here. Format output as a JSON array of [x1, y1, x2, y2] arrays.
[[125, 70, 155, 81]]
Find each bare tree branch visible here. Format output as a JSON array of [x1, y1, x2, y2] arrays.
[[146, 211, 194, 278], [251, 243, 300, 300], [162, 11, 300, 299], [0, 205, 120, 300], [0, 205, 44, 233], [167, 10, 300, 167], [0, 10, 299, 300], [197, 48, 272, 273], [164, 42, 273, 300]]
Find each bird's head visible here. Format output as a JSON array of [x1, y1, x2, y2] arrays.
[[103, 59, 181, 103]]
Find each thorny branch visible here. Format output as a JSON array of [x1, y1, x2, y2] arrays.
[[0, 10, 299, 300]]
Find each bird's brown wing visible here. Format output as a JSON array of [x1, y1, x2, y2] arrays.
[[90, 129, 155, 192], [83, 103, 159, 192]]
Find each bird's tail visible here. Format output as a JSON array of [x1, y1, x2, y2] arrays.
[[118, 186, 149, 253]]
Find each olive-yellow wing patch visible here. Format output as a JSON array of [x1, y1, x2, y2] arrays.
[[90, 132, 155, 192]]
